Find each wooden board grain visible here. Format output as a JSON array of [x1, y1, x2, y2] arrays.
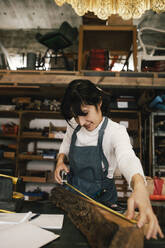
[[50, 186, 144, 248]]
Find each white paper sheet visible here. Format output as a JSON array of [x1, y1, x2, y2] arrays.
[[0, 212, 32, 225], [0, 222, 60, 248], [0, 212, 64, 229], [30, 214, 64, 229]]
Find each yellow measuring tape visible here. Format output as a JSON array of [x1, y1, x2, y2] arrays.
[[13, 191, 24, 199], [0, 174, 19, 185], [66, 182, 137, 224], [0, 209, 15, 213]]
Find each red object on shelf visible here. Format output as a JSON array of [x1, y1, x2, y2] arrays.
[[2, 124, 19, 135], [150, 195, 165, 201], [153, 177, 164, 195], [149, 177, 165, 201], [88, 49, 108, 71]]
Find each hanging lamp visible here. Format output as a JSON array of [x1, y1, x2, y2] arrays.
[[54, 0, 165, 20]]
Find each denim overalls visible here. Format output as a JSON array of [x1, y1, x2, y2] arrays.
[[67, 117, 117, 204]]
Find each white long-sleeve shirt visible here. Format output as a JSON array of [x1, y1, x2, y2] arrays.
[[59, 117, 145, 188]]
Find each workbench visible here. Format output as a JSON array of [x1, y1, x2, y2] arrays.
[[20, 200, 165, 248]]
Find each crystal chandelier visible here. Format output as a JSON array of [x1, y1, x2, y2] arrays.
[[54, 0, 165, 20]]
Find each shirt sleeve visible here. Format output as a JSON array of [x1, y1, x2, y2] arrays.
[[112, 125, 145, 188], [59, 119, 76, 157]]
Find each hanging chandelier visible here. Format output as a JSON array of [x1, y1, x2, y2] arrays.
[[54, 0, 165, 20]]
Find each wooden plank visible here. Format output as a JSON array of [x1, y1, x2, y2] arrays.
[[22, 176, 46, 183], [51, 186, 144, 248], [0, 85, 39, 89], [0, 70, 165, 89], [81, 25, 136, 31]]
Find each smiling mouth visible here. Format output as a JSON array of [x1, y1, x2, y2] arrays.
[[84, 123, 93, 129]]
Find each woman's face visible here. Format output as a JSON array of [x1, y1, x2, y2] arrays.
[[74, 102, 103, 131]]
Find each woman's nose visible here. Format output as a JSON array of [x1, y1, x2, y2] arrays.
[[78, 116, 86, 126]]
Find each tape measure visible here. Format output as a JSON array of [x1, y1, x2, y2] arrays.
[[0, 174, 19, 185], [0, 209, 15, 213], [65, 182, 137, 225], [13, 191, 24, 199]]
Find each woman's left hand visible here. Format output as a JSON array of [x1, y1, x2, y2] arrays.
[[126, 174, 164, 240]]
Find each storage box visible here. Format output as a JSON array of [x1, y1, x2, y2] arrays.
[[111, 117, 138, 131], [24, 192, 44, 201], [115, 177, 131, 200], [0, 105, 16, 111], [3, 152, 15, 159], [88, 49, 108, 70], [108, 14, 133, 26], [82, 12, 106, 25], [110, 100, 138, 110], [2, 124, 19, 135]]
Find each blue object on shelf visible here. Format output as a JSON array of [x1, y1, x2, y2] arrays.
[[149, 96, 163, 108]]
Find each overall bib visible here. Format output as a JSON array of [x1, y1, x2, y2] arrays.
[[67, 117, 117, 204]]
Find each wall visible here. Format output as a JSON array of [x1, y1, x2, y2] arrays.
[[0, 0, 82, 69]]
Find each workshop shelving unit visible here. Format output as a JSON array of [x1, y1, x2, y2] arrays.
[[150, 112, 165, 177], [0, 108, 142, 199], [0, 71, 152, 197], [109, 109, 142, 201], [0, 109, 66, 187], [110, 109, 142, 160], [17, 110, 66, 184], [0, 110, 19, 177]]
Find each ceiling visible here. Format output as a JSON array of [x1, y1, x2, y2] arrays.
[[0, 0, 82, 30]]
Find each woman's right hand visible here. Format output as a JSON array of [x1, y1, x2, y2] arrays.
[[54, 155, 69, 184]]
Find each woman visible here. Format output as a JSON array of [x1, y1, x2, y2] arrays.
[[54, 79, 163, 240]]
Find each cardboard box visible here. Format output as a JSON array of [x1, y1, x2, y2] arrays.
[[108, 14, 133, 26], [111, 117, 138, 130], [3, 152, 15, 159]]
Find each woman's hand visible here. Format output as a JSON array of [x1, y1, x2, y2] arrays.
[[54, 153, 69, 184], [126, 174, 164, 240]]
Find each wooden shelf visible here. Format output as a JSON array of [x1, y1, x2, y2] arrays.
[[78, 25, 137, 71], [155, 131, 165, 137], [0, 134, 17, 139], [19, 154, 56, 161], [0, 110, 18, 116], [0, 70, 165, 89], [20, 135, 62, 140], [22, 176, 46, 183]]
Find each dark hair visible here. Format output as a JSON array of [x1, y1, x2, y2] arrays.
[[61, 79, 111, 124]]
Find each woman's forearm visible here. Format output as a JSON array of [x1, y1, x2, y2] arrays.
[[131, 173, 146, 191], [56, 153, 67, 165]]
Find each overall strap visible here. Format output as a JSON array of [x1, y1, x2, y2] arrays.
[[69, 125, 81, 155], [98, 117, 109, 176]]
